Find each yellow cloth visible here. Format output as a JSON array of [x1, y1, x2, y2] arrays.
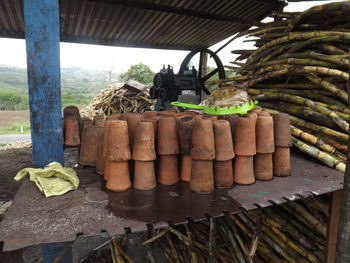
[[14, 162, 79, 198]]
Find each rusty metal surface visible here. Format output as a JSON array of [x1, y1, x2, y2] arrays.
[[107, 182, 240, 225], [230, 152, 344, 210], [0, 151, 343, 251], [0, 0, 284, 50]]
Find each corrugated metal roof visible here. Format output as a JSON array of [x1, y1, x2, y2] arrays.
[[0, 0, 286, 50]]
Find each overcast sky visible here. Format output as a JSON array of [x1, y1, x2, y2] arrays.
[[0, 0, 343, 73]]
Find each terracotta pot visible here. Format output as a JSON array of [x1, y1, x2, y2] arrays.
[[247, 112, 258, 122], [180, 155, 192, 182], [258, 111, 270, 117], [254, 153, 273, 181], [79, 126, 99, 166], [125, 113, 144, 147], [177, 111, 195, 117], [157, 117, 179, 155], [251, 107, 262, 114], [143, 111, 158, 119], [106, 120, 131, 161], [95, 125, 105, 175], [119, 114, 126, 120], [142, 118, 158, 139], [64, 118, 81, 146], [158, 111, 175, 118], [273, 147, 291, 177], [133, 161, 156, 190], [178, 117, 195, 156], [132, 122, 156, 161], [226, 115, 240, 141], [191, 119, 215, 160], [273, 113, 292, 147], [202, 115, 217, 121], [158, 155, 179, 185], [193, 114, 204, 121], [214, 160, 233, 188], [233, 156, 255, 185], [95, 119, 105, 128], [102, 120, 111, 158], [190, 160, 214, 193], [80, 117, 93, 134], [105, 161, 131, 192], [213, 120, 234, 161], [63, 105, 80, 122], [256, 115, 274, 153], [234, 116, 256, 156], [93, 114, 104, 124]]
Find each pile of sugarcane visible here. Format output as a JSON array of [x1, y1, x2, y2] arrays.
[[81, 83, 154, 118], [82, 196, 329, 263], [208, 1, 350, 172]]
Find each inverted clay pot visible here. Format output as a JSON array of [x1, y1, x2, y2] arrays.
[[95, 119, 105, 128], [105, 161, 131, 192], [191, 119, 215, 160], [190, 160, 214, 193], [251, 107, 262, 115], [273, 147, 291, 177], [213, 120, 235, 161], [158, 111, 175, 118], [142, 118, 158, 139], [158, 155, 179, 185], [79, 126, 99, 166], [125, 113, 144, 147], [202, 115, 218, 121], [234, 116, 256, 156], [273, 113, 292, 147], [132, 122, 156, 161], [80, 117, 93, 133], [63, 105, 80, 122], [180, 155, 192, 182], [226, 115, 240, 141], [93, 115, 104, 124], [193, 114, 204, 121], [256, 115, 274, 153], [95, 125, 105, 175], [233, 156, 255, 185], [157, 117, 179, 155], [143, 111, 158, 119], [64, 118, 81, 146], [258, 111, 270, 117], [178, 117, 195, 156], [133, 161, 156, 190], [254, 153, 273, 181], [214, 160, 233, 188], [106, 120, 131, 161]]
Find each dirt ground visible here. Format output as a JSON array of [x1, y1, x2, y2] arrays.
[[0, 110, 30, 127]]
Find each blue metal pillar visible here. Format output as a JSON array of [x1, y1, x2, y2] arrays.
[[24, 0, 64, 167]]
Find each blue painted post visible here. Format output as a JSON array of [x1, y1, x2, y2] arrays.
[[24, 0, 64, 167]]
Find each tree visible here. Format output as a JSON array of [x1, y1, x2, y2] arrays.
[[119, 63, 154, 85], [0, 91, 22, 110]]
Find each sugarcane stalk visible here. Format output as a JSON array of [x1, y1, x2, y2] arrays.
[[291, 125, 346, 160], [304, 72, 348, 102], [216, 219, 238, 262], [110, 239, 126, 263], [143, 230, 168, 245], [184, 224, 199, 263], [292, 136, 346, 172], [265, 108, 349, 142], [209, 217, 217, 263], [255, 92, 349, 132]]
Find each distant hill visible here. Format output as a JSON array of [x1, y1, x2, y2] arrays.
[[0, 65, 120, 109]]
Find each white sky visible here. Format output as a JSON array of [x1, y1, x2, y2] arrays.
[[0, 0, 343, 73]]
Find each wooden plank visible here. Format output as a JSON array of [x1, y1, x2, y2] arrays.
[[326, 190, 342, 263], [23, 0, 64, 167]]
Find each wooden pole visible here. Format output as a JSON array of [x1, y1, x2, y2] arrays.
[[327, 190, 342, 263], [23, 0, 64, 167]]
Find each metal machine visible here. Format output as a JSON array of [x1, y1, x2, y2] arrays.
[[150, 48, 226, 110]]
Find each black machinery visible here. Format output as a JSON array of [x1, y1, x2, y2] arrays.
[[150, 49, 226, 110]]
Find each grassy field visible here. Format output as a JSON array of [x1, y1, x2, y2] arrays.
[[0, 110, 30, 134]]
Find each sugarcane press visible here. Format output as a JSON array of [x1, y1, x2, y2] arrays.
[[150, 48, 226, 110]]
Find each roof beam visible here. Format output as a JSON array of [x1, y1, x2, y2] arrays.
[[86, 0, 262, 26]]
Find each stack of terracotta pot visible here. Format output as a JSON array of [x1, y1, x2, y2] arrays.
[[75, 108, 291, 194], [273, 113, 292, 177], [62, 106, 81, 147]]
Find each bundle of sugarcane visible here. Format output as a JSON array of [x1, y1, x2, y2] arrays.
[[82, 196, 329, 263], [208, 1, 350, 172], [81, 83, 154, 118]]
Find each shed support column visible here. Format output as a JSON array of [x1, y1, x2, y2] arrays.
[[24, 0, 64, 167]]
